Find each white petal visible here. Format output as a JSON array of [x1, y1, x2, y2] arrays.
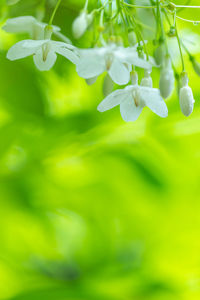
[[98, 89, 130, 112], [6, 40, 44, 60], [3, 16, 35, 34], [140, 87, 168, 118], [54, 46, 79, 64], [109, 59, 130, 85], [127, 54, 152, 69], [33, 48, 57, 71], [76, 51, 105, 79], [120, 95, 143, 122]]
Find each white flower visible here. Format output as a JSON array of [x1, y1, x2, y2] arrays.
[[76, 44, 152, 85], [179, 73, 195, 117], [7, 39, 78, 71], [72, 12, 93, 39], [97, 82, 168, 122], [3, 16, 60, 40]]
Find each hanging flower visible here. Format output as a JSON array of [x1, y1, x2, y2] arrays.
[[97, 74, 168, 122], [76, 44, 153, 85], [179, 72, 195, 117], [3, 16, 60, 40], [7, 38, 79, 71]]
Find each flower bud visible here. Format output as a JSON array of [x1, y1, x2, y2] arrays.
[[128, 30, 137, 46], [154, 44, 166, 66], [191, 57, 200, 77], [103, 74, 114, 96], [72, 12, 93, 39], [159, 56, 174, 99], [86, 76, 97, 86], [179, 72, 195, 117], [140, 70, 153, 88]]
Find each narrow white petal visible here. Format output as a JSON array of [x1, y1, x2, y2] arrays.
[[120, 95, 143, 122], [76, 52, 105, 79], [140, 87, 168, 118], [3, 16, 35, 34], [109, 59, 130, 85], [51, 41, 76, 51], [6, 40, 44, 60], [55, 47, 79, 64], [33, 48, 57, 71], [97, 89, 130, 112]]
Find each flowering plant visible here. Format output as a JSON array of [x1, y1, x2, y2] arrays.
[[2, 0, 200, 121]]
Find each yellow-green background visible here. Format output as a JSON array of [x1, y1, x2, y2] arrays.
[[0, 0, 200, 299]]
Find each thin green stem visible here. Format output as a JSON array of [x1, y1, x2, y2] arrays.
[[174, 12, 185, 71], [49, 0, 62, 25], [84, 0, 89, 11]]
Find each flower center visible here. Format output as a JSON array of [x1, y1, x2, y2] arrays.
[[42, 43, 50, 62], [132, 89, 140, 107], [105, 53, 114, 70]]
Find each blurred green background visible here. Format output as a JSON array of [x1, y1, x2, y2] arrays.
[[1, 0, 200, 299]]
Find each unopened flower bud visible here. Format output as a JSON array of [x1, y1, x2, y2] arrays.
[[154, 44, 166, 65], [159, 56, 174, 99], [103, 74, 114, 96], [140, 70, 153, 88], [179, 72, 195, 117], [128, 30, 137, 46], [116, 36, 123, 47], [72, 12, 93, 39], [190, 57, 200, 77], [86, 76, 97, 86]]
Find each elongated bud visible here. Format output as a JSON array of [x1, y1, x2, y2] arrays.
[[140, 70, 153, 88], [103, 74, 114, 96], [190, 57, 200, 77], [72, 12, 93, 39], [86, 76, 97, 86], [159, 56, 174, 99], [128, 30, 137, 46], [154, 43, 166, 66], [130, 71, 138, 85], [179, 72, 195, 117]]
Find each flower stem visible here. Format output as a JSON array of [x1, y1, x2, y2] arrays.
[[174, 12, 185, 71], [84, 0, 89, 11], [49, 0, 62, 25]]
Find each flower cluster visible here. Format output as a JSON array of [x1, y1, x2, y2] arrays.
[[2, 0, 200, 122]]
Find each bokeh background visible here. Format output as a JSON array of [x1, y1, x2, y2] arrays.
[[0, 0, 200, 299]]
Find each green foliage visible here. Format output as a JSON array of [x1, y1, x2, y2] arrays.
[[1, 1, 200, 299]]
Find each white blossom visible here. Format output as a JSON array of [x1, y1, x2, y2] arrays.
[[97, 80, 168, 122], [76, 44, 152, 85], [3, 16, 60, 40], [7, 39, 78, 71]]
